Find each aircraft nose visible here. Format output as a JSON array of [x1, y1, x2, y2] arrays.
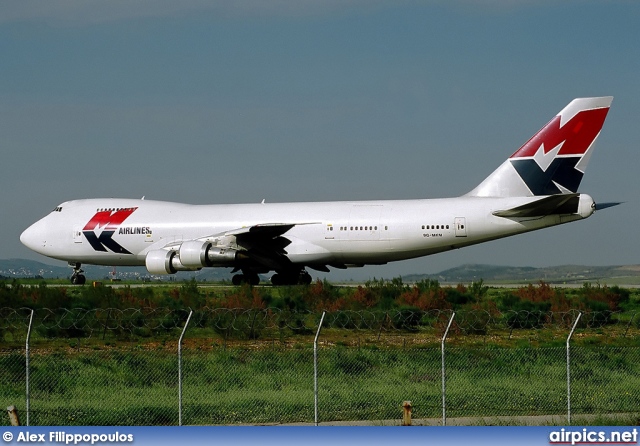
[[20, 219, 48, 253]]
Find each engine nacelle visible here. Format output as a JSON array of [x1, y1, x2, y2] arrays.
[[179, 240, 239, 268], [145, 249, 200, 275], [179, 240, 213, 268], [205, 246, 239, 266]]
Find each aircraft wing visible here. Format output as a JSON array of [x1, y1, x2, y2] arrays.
[[220, 222, 320, 270], [492, 194, 581, 218], [149, 222, 319, 271], [224, 223, 296, 239]]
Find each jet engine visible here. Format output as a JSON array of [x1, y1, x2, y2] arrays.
[[178, 240, 238, 268], [146, 242, 240, 275], [145, 249, 198, 275]]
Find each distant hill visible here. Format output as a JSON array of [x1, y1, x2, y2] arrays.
[[3, 259, 640, 285], [403, 264, 640, 285], [0, 258, 231, 282]]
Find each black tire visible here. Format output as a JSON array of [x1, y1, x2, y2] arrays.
[[271, 271, 311, 286], [299, 272, 312, 285], [232, 274, 244, 286], [71, 274, 86, 285]]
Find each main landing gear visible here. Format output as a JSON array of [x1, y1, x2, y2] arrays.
[[230, 269, 313, 286], [231, 272, 260, 286], [69, 262, 86, 285], [270, 270, 312, 286]]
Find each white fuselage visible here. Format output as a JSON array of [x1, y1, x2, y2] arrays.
[[20, 195, 592, 269]]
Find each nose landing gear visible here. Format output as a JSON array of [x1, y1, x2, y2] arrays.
[[69, 262, 86, 285]]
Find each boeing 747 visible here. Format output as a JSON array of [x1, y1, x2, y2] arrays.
[[21, 97, 617, 285]]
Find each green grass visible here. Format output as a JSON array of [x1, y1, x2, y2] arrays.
[[3, 345, 639, 426], [2, 281, 640, 426]]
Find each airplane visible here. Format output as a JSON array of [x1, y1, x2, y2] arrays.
[[21, 96, 618, 286]]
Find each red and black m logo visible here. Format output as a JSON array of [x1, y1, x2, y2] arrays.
[[509, 106, 609, 195], [83, 208, 138, 254]]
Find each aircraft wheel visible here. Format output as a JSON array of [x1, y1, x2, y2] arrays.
[[299, 271, 312, 285], [271, 271, 312, 286], [233, 273, 260, 286], [232, 274, 244, 286], [271, 273, 294, 285], [71, 274, 86, 285]]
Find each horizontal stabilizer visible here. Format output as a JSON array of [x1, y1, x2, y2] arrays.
[[595, 201, 623, 211], [493, 194, 580, 218]]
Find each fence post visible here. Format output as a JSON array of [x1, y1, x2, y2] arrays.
[[314, 311, 326, 426], [402, 401, 412, 426], [25, 309, 34, 427], [178, 310, 193, 427], [567, 312, 582, 425], [442, 312, 455, 426], [7, 406, 20, 426]]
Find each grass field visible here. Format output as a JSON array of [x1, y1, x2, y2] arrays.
[[2, 280, 640, 426], [2, 343, 640, 426]]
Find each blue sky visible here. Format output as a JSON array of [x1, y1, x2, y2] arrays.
[[1, 1, 638, 280]]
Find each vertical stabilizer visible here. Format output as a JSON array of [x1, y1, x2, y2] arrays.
[[467, 96, 613, 197]]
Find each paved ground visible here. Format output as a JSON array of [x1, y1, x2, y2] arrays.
[[286, 413, 639, 426]]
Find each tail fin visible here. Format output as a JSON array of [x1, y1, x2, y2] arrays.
[[467, 96, 613, 197]]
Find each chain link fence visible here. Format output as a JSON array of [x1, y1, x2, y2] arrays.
[[1, 307, 639, 426]]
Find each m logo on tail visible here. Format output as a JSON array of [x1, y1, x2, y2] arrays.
[[467, 97, 613, 198], [509, 101, 610, 195]]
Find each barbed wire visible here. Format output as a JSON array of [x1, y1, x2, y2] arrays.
[[1, 307, 639, 340]]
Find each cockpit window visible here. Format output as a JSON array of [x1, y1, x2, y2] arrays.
[[52, 207, 63, 212]]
